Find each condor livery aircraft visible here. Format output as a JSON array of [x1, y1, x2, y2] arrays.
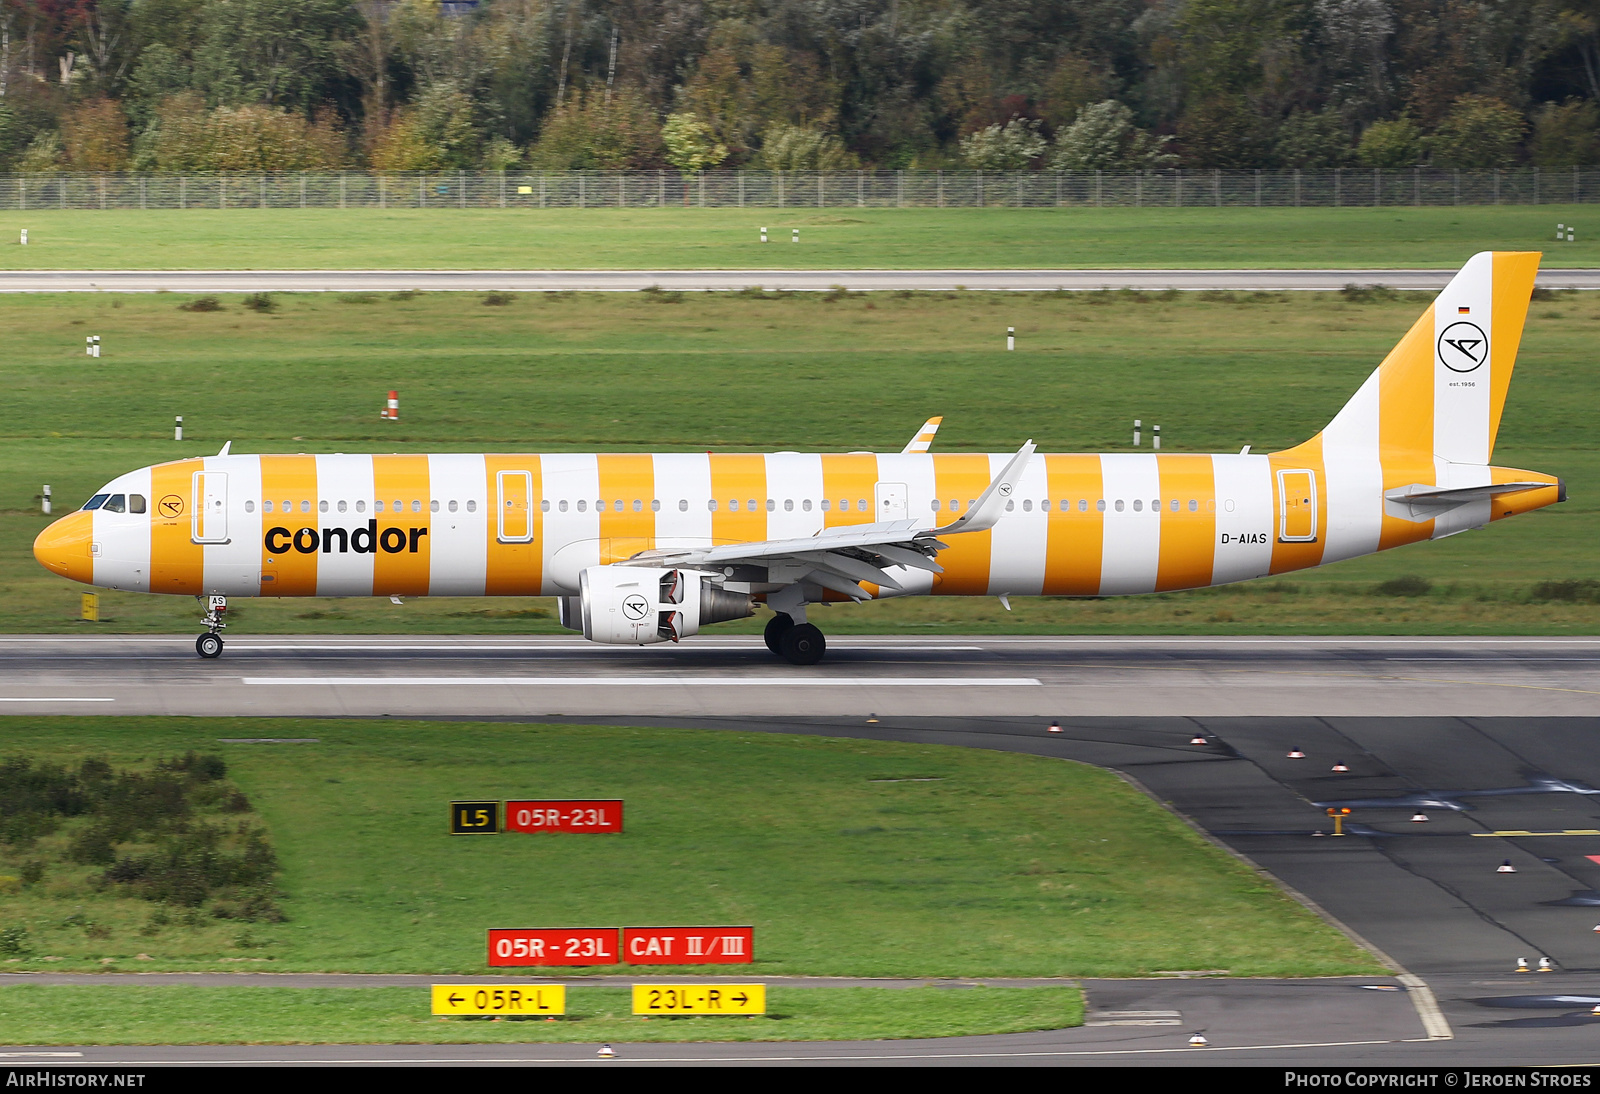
[[33, 252, 1564, 665]]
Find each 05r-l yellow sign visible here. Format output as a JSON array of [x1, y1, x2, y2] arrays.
[[632, 984, 765, 1015], [432, 984, 566, 1016]]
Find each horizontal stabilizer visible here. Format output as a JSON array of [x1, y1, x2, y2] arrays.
[[1383, 481, 1555, 523]]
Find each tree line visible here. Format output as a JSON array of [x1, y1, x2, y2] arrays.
[[1, 0, 1596, 175]]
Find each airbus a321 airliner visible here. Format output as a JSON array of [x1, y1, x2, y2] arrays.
[[33, 251, 1564, 665]]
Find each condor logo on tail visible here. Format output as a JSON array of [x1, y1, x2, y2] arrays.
[[1438, 321, 1488, 373], [264, 521, 429, 555]]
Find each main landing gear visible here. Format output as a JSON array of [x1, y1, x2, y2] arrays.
[[195, 595, 227, 659], [763, 613, 826, 666]]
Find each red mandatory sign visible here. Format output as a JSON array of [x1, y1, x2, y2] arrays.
[[487, 928, 618, 967], [505, 800, 623, 834], [622, 926, 754, 965]]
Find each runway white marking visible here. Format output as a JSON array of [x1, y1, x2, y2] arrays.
[[0, 698, 114, 703], [241, 676, 1041, 687], [227, 644, 985, 653]]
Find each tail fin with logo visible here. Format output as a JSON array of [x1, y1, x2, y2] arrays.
[[1310, 251, 1539, 466]]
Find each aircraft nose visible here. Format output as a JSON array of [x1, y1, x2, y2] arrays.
[[33, 511, 95, 584]]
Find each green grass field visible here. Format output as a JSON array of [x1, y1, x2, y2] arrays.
[[0, 984, 1084, 1044], [1, 286, 1594, 634], [0, 206, 1589, 269], [0, 719, 1375, 980]]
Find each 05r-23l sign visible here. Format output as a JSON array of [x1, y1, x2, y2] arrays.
[[506, 799, 622, 833], [488, 928, 619, 967]]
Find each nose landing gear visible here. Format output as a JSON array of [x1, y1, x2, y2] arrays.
[[195, 595, 226, 659]]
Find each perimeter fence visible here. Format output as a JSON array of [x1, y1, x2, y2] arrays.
[[2, 168, 1599, 210]]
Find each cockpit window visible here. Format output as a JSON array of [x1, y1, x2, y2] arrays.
[[129, 494, 146, 514], [102, 494, 127, 513], [82, 494, 109, 511]]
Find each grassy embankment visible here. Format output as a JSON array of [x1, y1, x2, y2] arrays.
[[0, 984, 1083, 1044], [0, 718, 1375, 980], [0, 287, 1593, 634], [0, 206, 1589, 269]]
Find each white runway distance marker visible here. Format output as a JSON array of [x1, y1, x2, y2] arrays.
[[242, 676, 1043, 687]]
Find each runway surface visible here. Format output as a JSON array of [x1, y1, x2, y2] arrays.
[[3, 267, 1599, 292], [8, 636, 1600, 1064], [3, 634, 1596, 718]]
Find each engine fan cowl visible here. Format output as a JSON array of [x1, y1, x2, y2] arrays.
[[577, 565, 753, 644]]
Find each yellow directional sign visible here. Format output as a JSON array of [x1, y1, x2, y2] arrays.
[[432, 984, 566, 1016], [631, 984, 765, 1015]]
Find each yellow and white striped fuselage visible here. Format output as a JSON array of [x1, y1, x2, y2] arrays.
[[64, 448, 1558, 602]]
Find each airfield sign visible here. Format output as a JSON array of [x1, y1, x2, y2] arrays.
[[431, 984, 566, 1016], [632, 984, 765, 1015], [506, 799, 623, 833], [623, 926, 754, 964], [488, 927, 618, 966], [450, 801, 499, 835]]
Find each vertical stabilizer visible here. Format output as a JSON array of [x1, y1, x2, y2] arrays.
[[1312, 251, 1540, 465]]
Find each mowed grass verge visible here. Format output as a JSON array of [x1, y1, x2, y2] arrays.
[[1, 286, 1594, 634], [0, 718, 1378, 979], [0, 985, 1084, 1044], [0, 206, 1588, 269]]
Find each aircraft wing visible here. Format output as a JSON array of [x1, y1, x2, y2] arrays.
[[901, 416, 943, 454], [622, 441, 1035, 600]]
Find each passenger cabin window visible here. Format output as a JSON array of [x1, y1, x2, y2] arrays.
[[1132, 499, 1142, 512], [430, 500, 440, 513], [300, 500, 311, 513], [338, 500, 348, 513], [319, 500, 329, 513], [708, 499, 717, 511], [678, 499, 688, 512], [802, 499, 812, 512], [820, 499, 831, 511], [466, 500, 476, 513], [540, 500, 549, 512], [577, 500, 587, 513], [410, 500, 421, 513], [356, 500, 367, 513], [263, 500, 274, 513], [559, 500, 569, 512], [450, 500, 460, 513], [651, 499, 661, 512], [82, 494, 109, 510], [245, 500, 255, 513], [103, 494, 126, 513]]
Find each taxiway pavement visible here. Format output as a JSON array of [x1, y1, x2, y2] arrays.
[[3, 268, 1600, 292], [7, 636, 1600, 1064]]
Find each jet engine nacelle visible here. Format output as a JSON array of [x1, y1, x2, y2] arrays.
[[564, 565, 753, 644]]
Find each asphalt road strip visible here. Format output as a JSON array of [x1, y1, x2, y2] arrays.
[[240, 676, 1042, 687]]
